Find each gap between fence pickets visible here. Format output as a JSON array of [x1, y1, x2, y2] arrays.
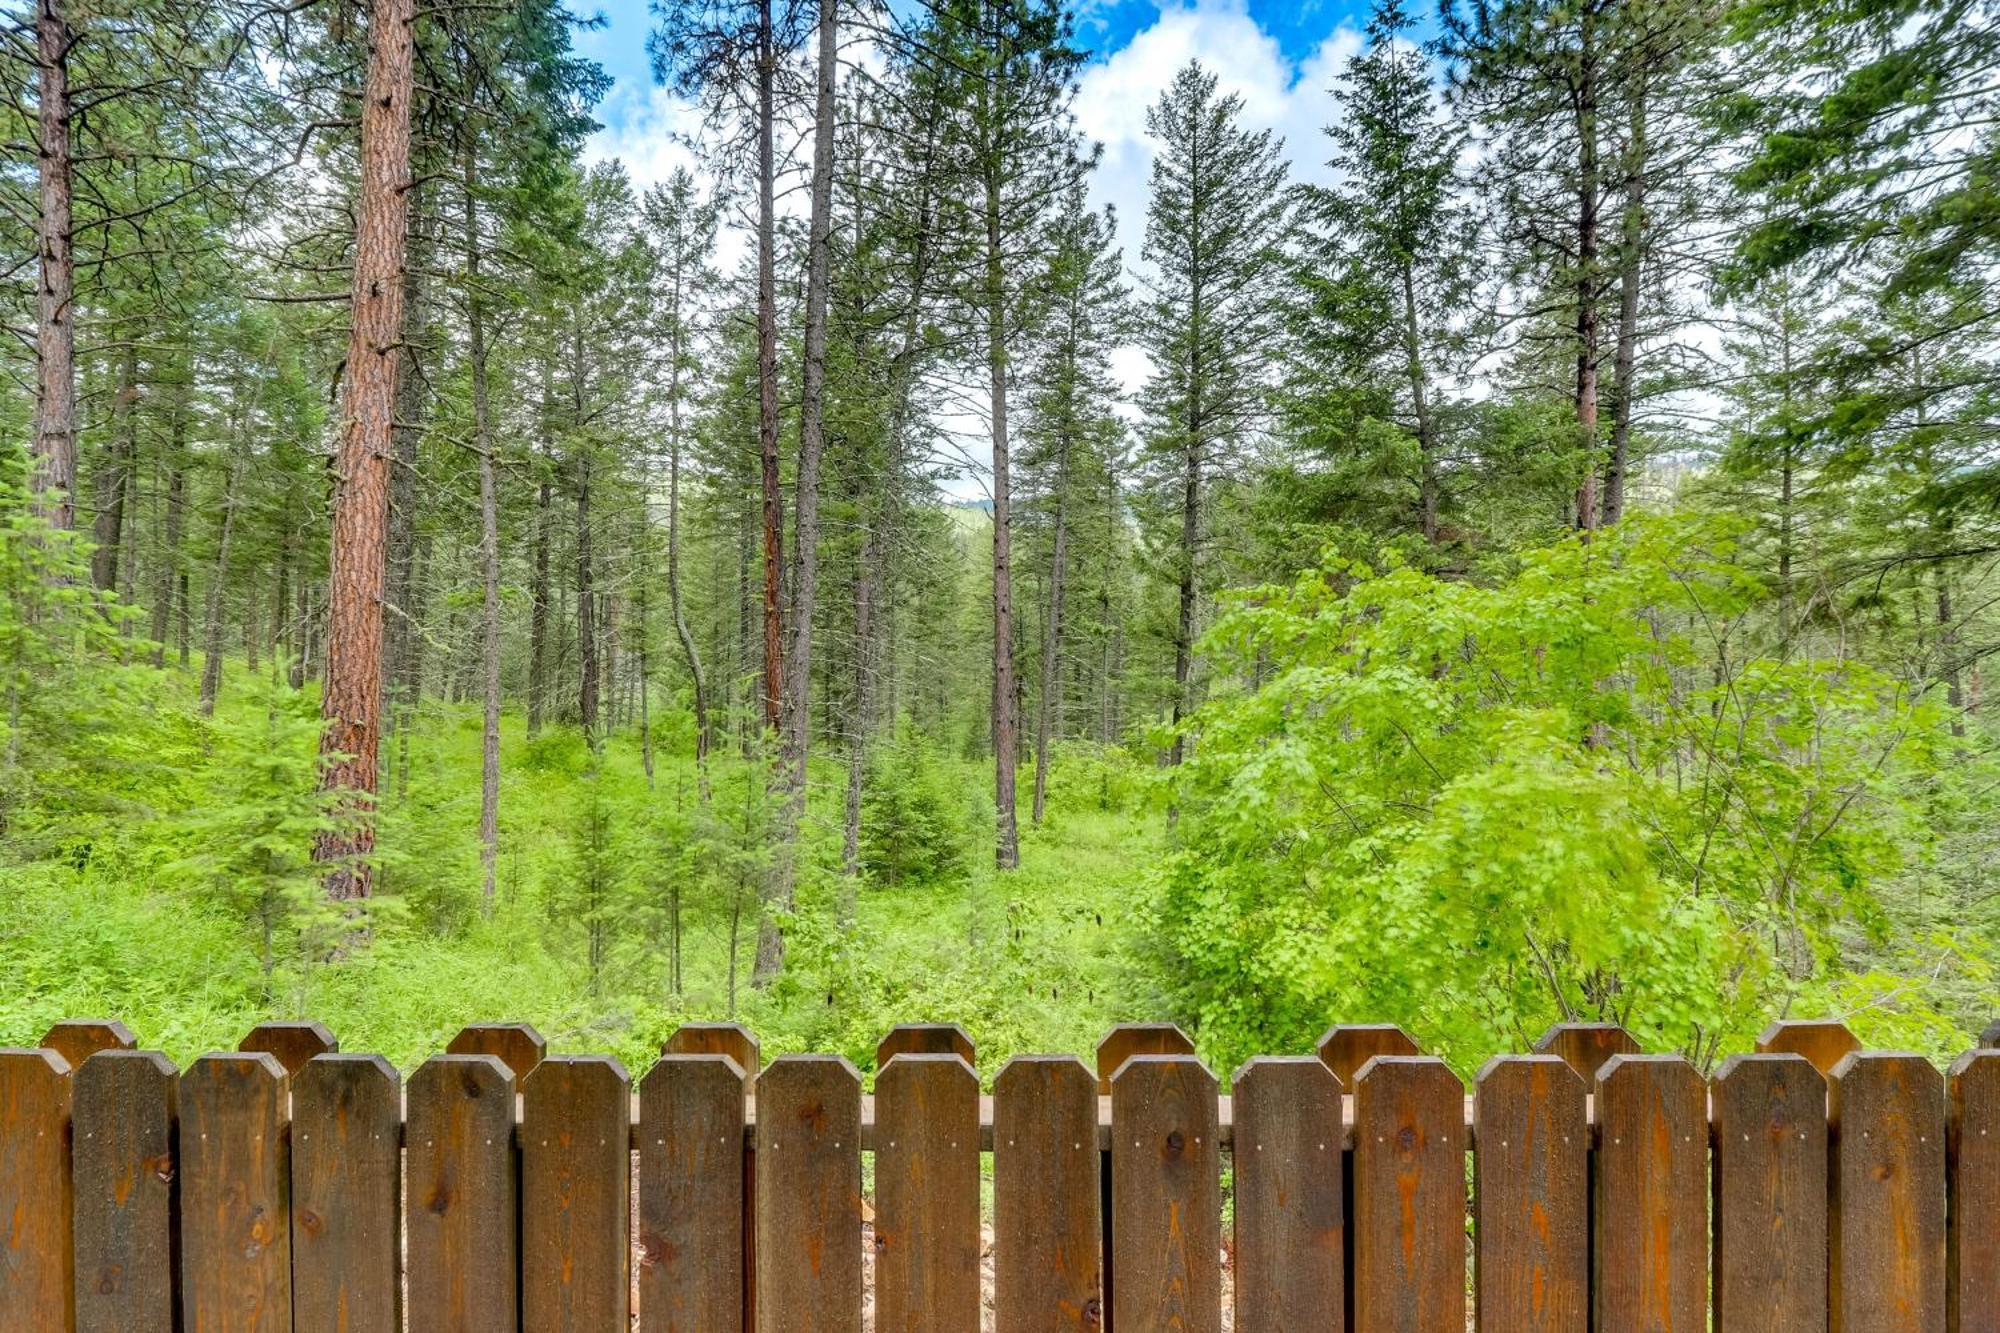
[[296, 1090, 1675, 1151]]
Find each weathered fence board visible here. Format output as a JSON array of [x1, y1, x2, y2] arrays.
[[1831, 1052, 1946, 1331], [1473, 1055, 1586, 1333], [1712, 1053, 1826, 1333], [1593, 1055, 1707, 1333], [405, 1055, 519, 1333], [640, 1054, 747, 1333], [289, 1055, 399, 1333], [874, 1054, 980, 1331], [1353, 1056, 1465, 1333], [179, 1052, 291, 1333], [14, 1014, 2000, 1332], [71, 1049, 176, 1333], [993, 1055, 1102, 1333], [753, 1055, 862, 1333], [0, 1049, 76, 1332], [1950, 1049, 2000, 1333], [1109, 1055, 1220, 1333], [1231, 1056, 1343, 1333]]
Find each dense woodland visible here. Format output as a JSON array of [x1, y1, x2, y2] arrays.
[[1, 0, 1996, 1073]]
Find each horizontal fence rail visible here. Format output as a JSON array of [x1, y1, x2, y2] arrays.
[[0, 1016, 1995, 1331]]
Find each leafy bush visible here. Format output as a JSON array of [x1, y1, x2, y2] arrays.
[[1157, 517, 1977, 1072]]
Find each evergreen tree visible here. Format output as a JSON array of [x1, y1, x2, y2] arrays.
[[1137, 61, 1287, 765]]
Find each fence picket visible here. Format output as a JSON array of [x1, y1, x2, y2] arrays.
[[405, 1054, 519, 1333], [1473, 1055, 1586, 1333], [1712, 1053, 1825, 1332], [1353, 1055, 1464, 1333], [179, 1052, 290, 1333], [1592, 1055, 1706, 1333], [522, 1056, 631, 1331], [753, 1055, 862, 1333], [1949, 1050, 2000, 1333], [640, 1054, 747, 1333], [875, 1054, 980, 1331], [1109, 1054, 1220, 1333], [71, 1050, 175, 1333], [290, 1055, 399, 1333], [0, 1048, 75, 1333], [1231, 1056, 1342, 1332], [993, 1055, 1101, 1333], [1831, 1052, 1946, 1331]]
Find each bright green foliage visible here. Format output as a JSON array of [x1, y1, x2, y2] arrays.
[[862, 729, 974, 888], [1158, 517, 1979, 1071]]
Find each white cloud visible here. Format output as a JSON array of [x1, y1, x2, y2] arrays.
[[1074, 0, 1363, 292], [585, 80, 705, 190]]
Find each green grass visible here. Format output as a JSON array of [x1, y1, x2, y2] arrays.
[[0, 659, 1173, 1081]]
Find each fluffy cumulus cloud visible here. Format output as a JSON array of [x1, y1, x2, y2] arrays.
[[1075, 0, 1363, 285]]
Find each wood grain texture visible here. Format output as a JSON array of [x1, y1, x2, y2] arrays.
[[753, 1055, 862, 1333], [72, 1050, 177, 1333], [993, 1056, 1101, 1333], [445, 1023, 545, 1080], [663, 1024, 761, 1085], [405, 1054, 519, 1333], [236, 1021, 336, 1076], [1756, 1020, 1860, 1078], [874, 1054, 980, 1332], [1473, 1055, 1586, 1333], [290, 1055, 400, 1333], [40, 1021, 135, 1072], [1831, 1052, 1945, 1333], [1352, 1056, 1464, 1333], [1592, 1055, 1706, 1333], [1315, 1025, 1420, 1089], [1231, 1056, 1342, 1333], [0, 1048, 75, 1333], [1531, 1022, 1639, 1084], [1109, 1055, 1220, 1333], [522, 1056, 631, 1332], [640, 1054, 746, 1333], [179, 1052, 291, 1333], [1949, 1050, 2000, 1333], [874, 1024, 976, 1071], [1095, 1026, 1193, 1094], [1713, 1053, 1826, 1333]]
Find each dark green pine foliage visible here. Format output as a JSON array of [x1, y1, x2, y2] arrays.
[[1137, 61, 1288, 764], [1282, 0, 1475, 559]]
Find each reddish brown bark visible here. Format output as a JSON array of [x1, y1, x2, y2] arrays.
[[32, 0, 76, 532], [315, 0, 415, 900]]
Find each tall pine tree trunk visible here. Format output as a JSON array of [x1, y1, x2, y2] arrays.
[[151, 374, 187, 667], [32, 0, 76, 532], [986, 171, 1020, 870], [465, 143, 502, 908], [755, 0, 783, 737], [666, 322, 710, 775], [1571, 18, 1602, 534], [528, 471, 551, 737], [576, 450, 599, 750], [316, 0, 415, 900], [1601, 75, 1647, 528], [198, 394, 251, 715], [92, 346, 139, 591], [1031, 450, 1071, 825]]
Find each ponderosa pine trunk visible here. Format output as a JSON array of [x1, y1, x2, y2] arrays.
[[464, 143, 501, 908], [1571, 13, 1602, 534], [755, 0, 783, 737], [1601, 74, 1646, 528], [985, 158, 1020, 871], [315, 0, 414, 900], [32, 0, 76, 533]]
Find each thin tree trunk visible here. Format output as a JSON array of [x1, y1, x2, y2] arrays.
[[1571, 18, 1602, 533], [576, 449, 599, 750], [1601, 74, 1646, 528], [31, 0, 76, 532], [465, 143, 502, 908], [1031, 450, 1071, 825], [1398, 263, 1440, 545], [315, 0, 414, 901], [986, 164, 1020, 870], [755, 0, 783, 737], [198, 400, 252, 715], [92, 345, 139, 591], [528, 472, 552, 737], [666, 305, 711, 778], [151, 375, 188, 667], [385, 197, 427, 740]]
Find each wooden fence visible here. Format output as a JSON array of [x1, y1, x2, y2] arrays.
[[2, 1014, 1997, 1332]]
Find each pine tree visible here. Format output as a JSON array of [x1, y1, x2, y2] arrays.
[[1138, 61, 1287, 765]]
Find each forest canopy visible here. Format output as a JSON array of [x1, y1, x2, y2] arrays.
[[0, 0, 1994, 1074]]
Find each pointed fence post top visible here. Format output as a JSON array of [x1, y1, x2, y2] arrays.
[[1756, 1018, 1860, 1076], [1096, 1022, 1194, 1092], [1316, 1023, 1420, 1088], [446, 1022, 546, 1080], [239, 1019, 338, 1075], [40, 1019, 136, 1071]]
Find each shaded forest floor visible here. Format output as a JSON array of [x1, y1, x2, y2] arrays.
[[0, 657, 1170, 1075]]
